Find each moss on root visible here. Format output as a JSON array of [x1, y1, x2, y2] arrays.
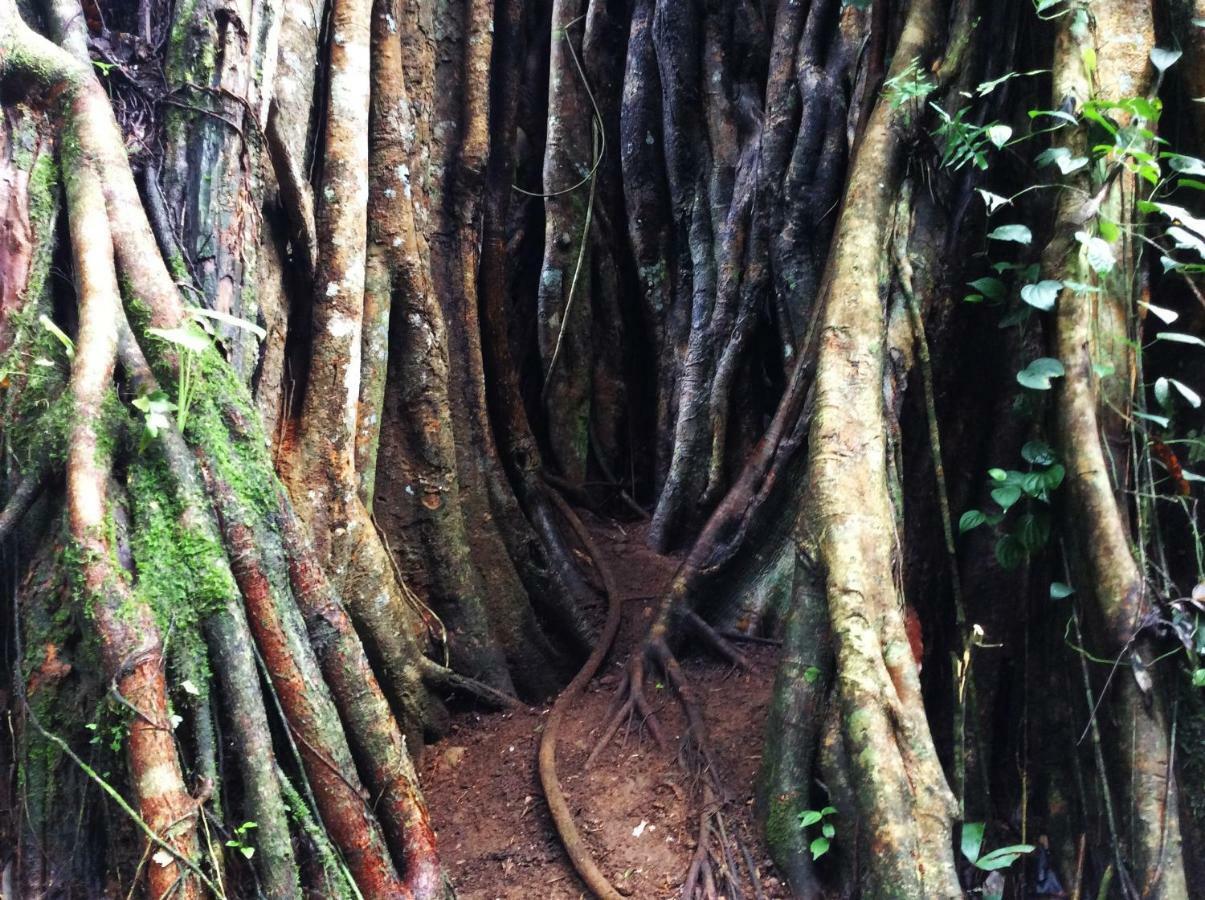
[[16, 536, 107, 866], [0, 144, 70, 471], [127, 447, 237, 698]]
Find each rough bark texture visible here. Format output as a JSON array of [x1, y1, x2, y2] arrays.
[[2, 0, 1203, 896]]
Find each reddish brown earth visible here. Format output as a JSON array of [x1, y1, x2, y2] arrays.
[[420, 518, 792, 899]]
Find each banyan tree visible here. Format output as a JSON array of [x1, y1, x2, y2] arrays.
[[0, 0, 1203, 895]]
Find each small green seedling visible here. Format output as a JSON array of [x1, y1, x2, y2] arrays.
[[146, 308, 265, 435], [799, 806, 837, 860], [226, 821, 258, 860], [960, 822, 1034, 871]]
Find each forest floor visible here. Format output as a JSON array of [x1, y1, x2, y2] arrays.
[[420, 516, 792, 899]]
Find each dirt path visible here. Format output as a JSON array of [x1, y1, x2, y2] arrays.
[[420, 518, 792, 899]]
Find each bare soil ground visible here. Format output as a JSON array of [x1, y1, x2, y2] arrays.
[[420, 518, 792, 899]]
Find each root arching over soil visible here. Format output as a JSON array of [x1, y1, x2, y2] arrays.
[[2, 0, 1204, 895]]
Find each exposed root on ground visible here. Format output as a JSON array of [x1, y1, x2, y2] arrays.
[[585, 620, 750, 899], [538, 492, 627, 900]]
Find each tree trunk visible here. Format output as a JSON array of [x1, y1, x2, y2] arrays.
[[2, 0, 1203, 895]]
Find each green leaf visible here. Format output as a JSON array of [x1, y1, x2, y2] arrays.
[[960, 822, 986, 863], [988, 468, 1008, 482], [1034, 0, 1068, 15], [1044, 464, 1066, 490], [1168, 225, 1205, 258], [131, 390, 178, 415], [1134, 410, 1171, 428], [132, 389, 180, 440], [803, 666, 821, 684], [1021, 440, 1056, 465], [240, 846, 256, 860], [1050, 581, 1075, 599], [1171, 378, 1201, 407], [800, 810, 823, 827], [1062, 280, 1100, 293], [148, 323, 212, 354], [975, 844, 1035, 870], [1123, 97, 1162, 121], [987, 124, 1013, 148], [822, 822, 836, 839], [1016, 512, 1051, 551], [1020, 280, 1062, 311], [1155, 377, 1172, 408], [1021, 472, 1046, 496], [1098, 217, 1121, 243], [1081, 46, 1097, 74], [1075, 231, 1115, 274], [1156, 332, 1205, 349], [1056, 154, 1089, 174], [1148, 201, 1205, 240], [820, 806, 837, 816], [1149, 47, 1183, 72], [992, 485, 1022, 510], [987, 224, 1033, 244], [960, 509, 988, 533], [190, 307, 268, 340], [1036, 146, 1071, 168], [968, 277, 1006, 301], [809, 837, 830, 860], [977, 190, 1010, 214], [1140, 301, 1179, 324], [1155, 376, 1202, 408], [1193, 668, 1205, 687], [976, 69, 1048, 97], [1017, 357, 1066, 390], [995, 535, 1026, 569], [39, 315, 75, 359]]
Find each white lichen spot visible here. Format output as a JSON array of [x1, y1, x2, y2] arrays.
[[385, 12, 396, 33], [384, 187, 397, 199], [140, 763, 183, 797], [392, 236, 403, 248], [326, 281, 341, 297], [328, 314, 356, 337]]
